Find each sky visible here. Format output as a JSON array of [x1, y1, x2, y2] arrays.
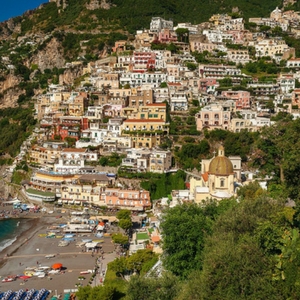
[[0, 0, 46, 22]]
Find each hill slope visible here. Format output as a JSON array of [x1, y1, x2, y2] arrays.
[[1, 0, 283, 36]]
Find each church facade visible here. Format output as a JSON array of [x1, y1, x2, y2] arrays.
[[189, 146, 241, 203]]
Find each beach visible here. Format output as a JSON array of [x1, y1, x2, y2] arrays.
[[0, 211, 116, 296]]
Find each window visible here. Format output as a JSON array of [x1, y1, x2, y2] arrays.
[[220, 178, 225, 187]]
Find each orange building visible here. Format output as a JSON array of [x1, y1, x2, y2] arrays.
[[101, 188, 151, 211]]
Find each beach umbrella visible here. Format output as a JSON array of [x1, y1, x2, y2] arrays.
[[51, 263, 63, 270]]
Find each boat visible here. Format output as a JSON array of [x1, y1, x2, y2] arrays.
[[2, 277, 14, 282], [17, 222, 20, 226], [81, 239, 92, 243], [45, 254, 55, 259], [36, 266, 50, 271], [58, 241, 69, 247], [80, 270, 94, 275], [33, 271, 45, 277], [18, 275, 31, 280], [48, 270, 60, 275]]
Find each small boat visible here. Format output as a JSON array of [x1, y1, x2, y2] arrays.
[[36, 266, 50, 271], [19, 275, 31, 280], [2, 277, 15, 282], [17, 222, 20, 226], [81, 239, 92, 243], [33, 271, 45, 277], [48, 269, 60, 274], [80, 270, 93, 275], [24, 271, 34, 277], [45, 254, 55, 259]]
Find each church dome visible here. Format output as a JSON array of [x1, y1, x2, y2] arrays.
[[208, 146, 233, 175]]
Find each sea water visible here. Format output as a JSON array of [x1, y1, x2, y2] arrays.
[[0, 218, 21, 252]]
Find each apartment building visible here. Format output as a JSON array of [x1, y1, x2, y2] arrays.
[[247, 82, 280, 95], [195, 102, 233, 131], [128, 89, 154, 107], [53, 116, 89, 141], [119, 72, 167, 88], [100, 188, 151, 211], [277, 74, 295, 94], [29, 170, 76, 198], [199, 64, 242, 79], [254, 39, 290, 59], [226, 49, 250, 65], [60, 174, 113, 205], [121, 148, 172, 173], [221, 90, 251, 110], [150, 17, 173, 33]]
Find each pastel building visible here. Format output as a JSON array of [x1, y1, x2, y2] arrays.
[[100, 188, 151, 211]]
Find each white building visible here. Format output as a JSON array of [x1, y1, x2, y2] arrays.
[[150, 17, 173, 33]]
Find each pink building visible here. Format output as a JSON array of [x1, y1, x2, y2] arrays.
[[101, 188, 151, 211], [133, 51, 156, 72], [158, 29, 177, 43], [195, 103, 232, 131], [199, 78, 218, 94], [221, 90, 251, 110]]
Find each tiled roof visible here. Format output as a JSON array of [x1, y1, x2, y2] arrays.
[[124, 119, 165, 123], [62, 148, 87, 153]]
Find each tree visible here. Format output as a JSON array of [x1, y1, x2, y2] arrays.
[[176, 28, 189, 43], [111, 233, 129, 245], [160, 203, 213, 278], [116, 209, 131, 220], [126, 272, 181, 300], [118, 218, 133, 231], [252, 118, 300, 199]]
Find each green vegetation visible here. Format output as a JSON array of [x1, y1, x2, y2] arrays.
[[99, 153, 125, 167], [175, 140, 210, 170], [140, 170, 186, 200], [0, 107, 36, 156]]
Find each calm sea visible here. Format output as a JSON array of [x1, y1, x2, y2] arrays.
[[0, 218, 33, 252]]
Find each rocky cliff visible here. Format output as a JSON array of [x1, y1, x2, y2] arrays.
[[28, 38, 65, 72]]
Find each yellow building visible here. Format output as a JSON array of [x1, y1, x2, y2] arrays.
[[190, 146, 237, 203], [131, 135, 161, 148], [122, 119, 169, 134], [28, 145, 62, 168], [122, 103, 167, 121], [60, 174, 113, 205]]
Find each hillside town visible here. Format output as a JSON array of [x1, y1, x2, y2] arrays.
[[4, 7, 299, 209], [2, 3, 300, 299]]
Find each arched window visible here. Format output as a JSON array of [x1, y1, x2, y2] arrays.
[[220, 178, 225, 187]]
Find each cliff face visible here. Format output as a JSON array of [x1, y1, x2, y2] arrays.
[[59, 65, 84, 85], [0, 75, 22, 108], [28, 38, 65, 72]]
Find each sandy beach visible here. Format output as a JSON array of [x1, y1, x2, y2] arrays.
[[0, 211, 116, 296]]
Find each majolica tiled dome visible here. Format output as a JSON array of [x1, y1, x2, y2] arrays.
[[209, 146, 233, 175]]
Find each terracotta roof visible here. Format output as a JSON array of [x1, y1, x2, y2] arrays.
[[78, 174, 110, 182], [151, 236, 160, 243], [62, 148, 87, 153], [167, 82, 181, 86], [146, 103, 166, 107], [124, 119, 166, 123], [202, 172, 209, 182]]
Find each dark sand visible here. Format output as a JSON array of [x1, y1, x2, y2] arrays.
[[0, 212, 116, 296]]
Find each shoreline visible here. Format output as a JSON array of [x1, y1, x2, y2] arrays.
[[0, 216, 42, 268]]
